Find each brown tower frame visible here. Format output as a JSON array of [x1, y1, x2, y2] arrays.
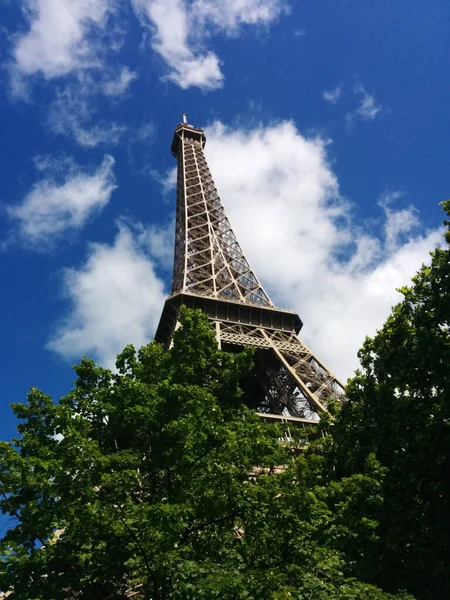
[[155, 118, 345, 426]]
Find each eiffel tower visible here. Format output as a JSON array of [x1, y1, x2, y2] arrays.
[[155, 116, 345, 426]]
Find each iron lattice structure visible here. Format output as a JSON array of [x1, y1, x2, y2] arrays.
[[156, 118, 345, 426]]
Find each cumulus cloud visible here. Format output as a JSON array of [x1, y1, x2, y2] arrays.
[[131, 0, 288, 89], [323, 85, 342, 104], [133, 219, 175, 270], [6, 155, 116, 250], [192, 121, 442, 380], [9, 1, 135, 145], [131, 0, 223, 90], [379, 190, 421, 252], [45, 121, 442, 379], [47, 222, 167, 368], [12, 0, 115, 79]]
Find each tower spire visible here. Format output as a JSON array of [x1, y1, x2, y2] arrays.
[[156, 119, 345, 425], [169, 119, 272, 307]]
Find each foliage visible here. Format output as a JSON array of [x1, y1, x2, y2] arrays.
[[326, 201, 450, 599], [0, 308, 410, 599]]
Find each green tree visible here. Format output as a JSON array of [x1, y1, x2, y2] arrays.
[[327, 201, 450, 599], [0, 308, 411, 599]]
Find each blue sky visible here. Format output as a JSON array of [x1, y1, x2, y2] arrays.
[[0, 0, 449, 445]]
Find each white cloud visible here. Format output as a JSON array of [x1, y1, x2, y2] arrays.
[[135, 122, 156, 142], [379, 190, 420, 252], [131, 0, 288, 90], [102, 67, 138, 96], [134, 219, 175, 269], [6, 64, 32, 102], [192, 0, 288, 32], [193, 121, 442, 380], [346, 84, 382, 129], [44, 121, 442, 379], [7, 155, 116, 250], [323, 85, 342, 104], [149, 166, 178, 197], [131, 0, 223, 90], [13, 0, 114, 79], [9, 1, 135, 144], [70, 122, 127, 148], [47, 222, 167, 368], [47, 78, 129, 147], [355, 84, 382, 120]]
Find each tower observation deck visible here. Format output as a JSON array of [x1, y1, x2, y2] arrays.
[[155, 118, 345, 426]]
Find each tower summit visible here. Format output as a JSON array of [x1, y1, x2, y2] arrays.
[[156, 117, 345, 425]]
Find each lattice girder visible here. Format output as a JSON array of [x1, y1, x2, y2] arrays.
[[155, 120, 346, 426], [170, 127, 272, 308], [217, 320, 344, 417]]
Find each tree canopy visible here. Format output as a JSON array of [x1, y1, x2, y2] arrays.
[[326, 200, 450, 599], [0, 308, 411, 599]]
